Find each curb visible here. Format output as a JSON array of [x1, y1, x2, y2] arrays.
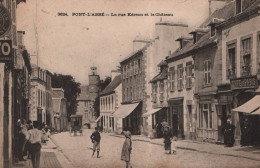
[[109, 134, 260, 161], [50, 137, 76, 168]]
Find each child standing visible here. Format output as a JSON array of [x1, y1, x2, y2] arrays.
[[172, 136, 177, 154], [90, 127, 101, 158]]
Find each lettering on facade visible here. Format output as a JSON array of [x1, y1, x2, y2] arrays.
[[230, 76, 257, 90], [0, 5, 11, 37]]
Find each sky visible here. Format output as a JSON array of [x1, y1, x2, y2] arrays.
[[16, 0, 210, 85]]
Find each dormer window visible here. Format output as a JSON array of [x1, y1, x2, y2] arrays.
[[236, 0, 242, 14], [210, 24, 216, 37], [193, 33, 197, 44]]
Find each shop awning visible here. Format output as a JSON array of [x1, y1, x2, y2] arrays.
[[251, 108, 260, 115], [113, 102, 139, 118], [143, 108, 162, 116], [232, 95, 260, 113], [95, 116, 102, 122]]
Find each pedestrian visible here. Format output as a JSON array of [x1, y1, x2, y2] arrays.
[[90, 127, 101, 158], [16, 119, 28, 161], [172, 136, 177, 154], [224, 117, 235, 147], [241, 116, 251, 146], [27, 121, 43, 168], [26, 120, 33, 159], [163, 125, 173, 154], [121, 130, 132, 168]]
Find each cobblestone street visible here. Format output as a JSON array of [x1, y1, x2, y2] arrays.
[[51, 129, 260, 168]]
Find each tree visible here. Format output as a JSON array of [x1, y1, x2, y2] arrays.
[[93, 76, 111, 118], [51, 73, 81, 120]]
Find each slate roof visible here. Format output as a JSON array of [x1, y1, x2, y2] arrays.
[[166, 1, 235, 62], [77, 85, 90, 101], [100, 75, 121, 96], [150, 67, 168, 83], [120, 45, 149, 64]]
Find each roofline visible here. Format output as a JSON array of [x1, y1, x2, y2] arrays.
[[216, 5, 260, 29], [166, 41, 217, 63], [100, 90, 116, 97], [120, 47, 146, 64], [155, 22, 188, 27]]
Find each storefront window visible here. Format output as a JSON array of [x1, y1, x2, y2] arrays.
[[200, 104, 213, 129]]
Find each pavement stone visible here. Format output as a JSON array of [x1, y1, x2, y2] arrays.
[[109, 133, 260, 161], [13, 137, 74, 168]]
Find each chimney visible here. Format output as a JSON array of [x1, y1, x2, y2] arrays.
[[133, 35, 150, 52], [209, 0, 227, 16], [111, 69, 121, 80]]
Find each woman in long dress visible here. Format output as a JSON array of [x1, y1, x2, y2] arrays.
[[121, 130, 132, 168]]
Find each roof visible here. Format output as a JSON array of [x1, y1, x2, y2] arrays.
[[166, 1, 235, 62], [150, 67, 168, 83], [189, 28, 210, 34], [77, 85, 90, 101], [100, 75, 121, 96], [176, 36, 193, 41], [157, 60, 167, 67], [155, 21, 188, 27], [120, 45, 148, 64]]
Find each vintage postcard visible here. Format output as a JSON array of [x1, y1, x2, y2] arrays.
[[0, 0, 259, 168]]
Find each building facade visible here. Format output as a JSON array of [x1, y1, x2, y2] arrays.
[[217, 0, 260, 145], [147, 60, 168, 138], [99, 71, 121, 133], [76, 67, 100, 128], [52, 88, 68, 132]]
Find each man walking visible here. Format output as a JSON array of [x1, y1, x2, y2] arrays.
[[90, 127, 101, 158]]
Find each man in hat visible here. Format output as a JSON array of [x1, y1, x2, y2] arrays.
[[121, 130, 132, 168], [224, 117, 235, 147], [90, 127, 101, 158]]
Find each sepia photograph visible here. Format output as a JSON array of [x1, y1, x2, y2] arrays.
[[0, 0, 260, 167]]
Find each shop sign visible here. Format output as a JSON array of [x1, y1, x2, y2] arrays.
[[0, 5, 11, 37], [230, 76, 257, 90], [0, 40, 12, 63]]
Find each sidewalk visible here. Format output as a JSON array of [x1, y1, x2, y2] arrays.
[[110, 133, 260, 161], [13, 138, 74, 168]]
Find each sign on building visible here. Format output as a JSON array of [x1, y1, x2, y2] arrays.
[[0, 40, 12, 63], [230, 76, 258, 90]]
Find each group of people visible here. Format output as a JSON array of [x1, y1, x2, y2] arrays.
[[90, 127, 132, 168], [15, 119, 50, 168]]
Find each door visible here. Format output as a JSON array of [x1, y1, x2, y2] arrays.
[[172, 114, 178, 136], [178, 105, 184, 138]]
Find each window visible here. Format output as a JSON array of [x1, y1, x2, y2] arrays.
[[236, 0, 242, 14], [152, 83, 157, 103], [123, 66, 126, 79], [186, 62, 193, 89], [210, 24, 216, 37], [138, 59, 141, 73], [130, 87, 133, 100], [200, 104, 213, 129], [169, 67, 175, 91], [156, 66, 161, 73], [204, 60, 211, 85], [159, 81, 164, 102], [131, 62, 134, 76], [177, 64, 183, 90], [126, 65, 129, 78], [227, 43, 236, 79], [241, 38, 252, 76]]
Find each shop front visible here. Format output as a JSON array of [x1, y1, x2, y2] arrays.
[[113, 102, 142, 135], [196, 94, 218, 142], [168, 98, 184, 138]]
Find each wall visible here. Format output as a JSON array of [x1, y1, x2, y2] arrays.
[[221, 16, 260, 84]]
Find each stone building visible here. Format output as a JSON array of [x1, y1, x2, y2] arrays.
[[146, 60, 168, 138], [99, 70, 121, 133], [52, 88, 68, 132], [217, 0, 260, 145], [119, 21, 189, 135], [0, 1, 26, 167], [76, 67, 100, 128]]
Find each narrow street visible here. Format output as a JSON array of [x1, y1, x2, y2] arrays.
[[51, 129, 260, 168]]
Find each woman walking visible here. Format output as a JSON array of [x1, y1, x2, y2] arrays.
[[28, 121, 43, 168], [163, 125, 173, 154], [121, 130, 132, 168]]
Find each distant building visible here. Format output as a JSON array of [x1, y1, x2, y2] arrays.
[[99, 70, 121, 133], [76, 67, 100, 128], [52, 88, 68, 132]]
